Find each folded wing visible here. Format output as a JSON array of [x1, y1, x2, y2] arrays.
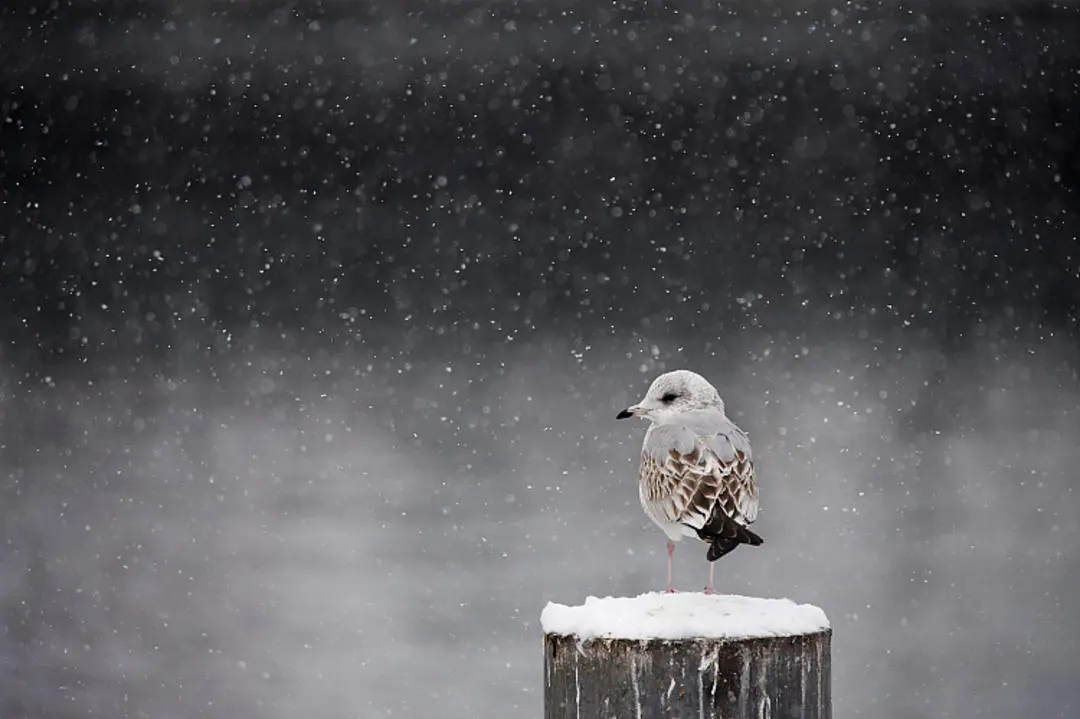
[[640, 419, 762, 561]]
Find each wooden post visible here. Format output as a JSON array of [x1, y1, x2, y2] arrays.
[[542, 594, 831, 719]]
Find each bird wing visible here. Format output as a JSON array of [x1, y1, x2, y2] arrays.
[[639, 420, 758, 532]]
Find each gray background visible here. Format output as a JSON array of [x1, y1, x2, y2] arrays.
[[2, 1, 1079, 717]]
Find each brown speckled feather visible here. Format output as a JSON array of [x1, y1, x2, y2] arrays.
[[638, 417, 762, 560]]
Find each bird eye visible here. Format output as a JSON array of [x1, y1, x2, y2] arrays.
[[660, 392, 678, 403]]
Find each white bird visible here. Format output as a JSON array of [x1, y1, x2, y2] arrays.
[[617, 369, 762, 594]]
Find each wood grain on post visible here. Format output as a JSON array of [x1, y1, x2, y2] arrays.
[[541, 593, 831, 719]]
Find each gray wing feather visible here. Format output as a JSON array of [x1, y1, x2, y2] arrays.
[[639, 411, 759, 532]]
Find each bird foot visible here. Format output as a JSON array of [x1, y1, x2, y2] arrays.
[[666, 587, 676, 594], [704, 586, 714, 595]]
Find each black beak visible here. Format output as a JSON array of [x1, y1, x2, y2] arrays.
[[616, 409, 633, 420]]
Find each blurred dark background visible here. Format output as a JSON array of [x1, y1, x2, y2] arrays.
[[2, 1, 1079, 717]]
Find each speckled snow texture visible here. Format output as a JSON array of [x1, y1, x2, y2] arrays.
[[541, 592, 830, 641]]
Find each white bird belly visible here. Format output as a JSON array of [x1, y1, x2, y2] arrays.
[[639, 486, 699, 542]]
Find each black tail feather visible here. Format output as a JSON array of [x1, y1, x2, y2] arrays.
[[702, 522, 763, 562]]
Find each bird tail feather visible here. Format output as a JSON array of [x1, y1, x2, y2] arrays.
[[705, 524, 763, 562]]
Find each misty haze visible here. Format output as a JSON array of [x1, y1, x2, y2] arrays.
[[1, 1, 1078, 718]]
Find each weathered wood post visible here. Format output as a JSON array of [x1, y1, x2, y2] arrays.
[[541, 593, 830, 719]]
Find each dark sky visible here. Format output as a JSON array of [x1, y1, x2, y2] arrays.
[[2, 1, 1078, 373]]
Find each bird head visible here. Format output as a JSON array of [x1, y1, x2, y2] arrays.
[[616, 369, 725, 423]]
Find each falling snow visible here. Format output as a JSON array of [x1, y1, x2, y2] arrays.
[[1, 2, 1079, 719]]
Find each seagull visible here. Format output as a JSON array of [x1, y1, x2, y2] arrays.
[[617, 370, 762, 594]]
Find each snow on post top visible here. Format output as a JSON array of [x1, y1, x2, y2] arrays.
[[540, 593, 829, 641]]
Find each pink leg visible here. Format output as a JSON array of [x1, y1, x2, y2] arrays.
[[705, 562, 715, 595], [666, 541, 676, 593]]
